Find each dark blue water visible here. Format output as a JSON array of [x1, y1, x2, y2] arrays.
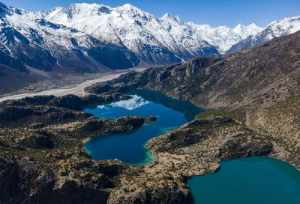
[[188, 157, 300, 204], [84, 91, 200, 164]]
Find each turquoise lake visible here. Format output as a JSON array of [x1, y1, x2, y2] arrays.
[[84, 91, 200, 164], [84, 91, 300, 203], [188, 157, 300, 204]]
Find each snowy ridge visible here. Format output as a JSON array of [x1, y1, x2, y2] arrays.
[[45, 3, 263, 57], [229, 16, 300, 53], [188, 23, 262, 53]]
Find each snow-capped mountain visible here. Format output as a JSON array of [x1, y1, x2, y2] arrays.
[[187, 23, 262, 53], [45, 3, 262, 61], [0, 1, 139, 73], [0, 1, 299, 73], [229, 16, 300, 53], [45, 3, 215, 64]]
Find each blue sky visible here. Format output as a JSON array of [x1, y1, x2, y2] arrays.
[[1, 0, 300, 27]]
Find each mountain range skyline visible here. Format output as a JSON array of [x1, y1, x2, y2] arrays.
[[1, 0, 300, 27], [0, 0, 300, 94]]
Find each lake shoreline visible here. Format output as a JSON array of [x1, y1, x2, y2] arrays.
[[83, 92, 200, 164]]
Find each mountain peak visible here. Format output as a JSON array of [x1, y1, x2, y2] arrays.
[[114, 3, 152, 20], [55, 2, 112, 18], [232, 23, 262, 35], [69, 2, 110, 9], [161, 13, 181, 23], [118, 3, 139, 10], [116, 3, 146, 13]]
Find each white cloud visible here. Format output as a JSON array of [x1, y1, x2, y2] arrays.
[[97, 95, 149, 111]]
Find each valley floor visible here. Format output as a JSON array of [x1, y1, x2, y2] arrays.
[[0, 68, 144, 103]]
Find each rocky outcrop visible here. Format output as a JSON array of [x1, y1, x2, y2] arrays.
[[0, 156, 122, 204], [78, 116, 152, 137], [0, 105, 90, 128], [16, 131, 55, 149]]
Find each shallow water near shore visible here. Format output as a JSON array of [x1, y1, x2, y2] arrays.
[[188, 157, 300, 204], [84, 91, 200, 164]]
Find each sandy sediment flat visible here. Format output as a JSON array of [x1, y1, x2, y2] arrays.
[[0, 71, 126, 103]]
